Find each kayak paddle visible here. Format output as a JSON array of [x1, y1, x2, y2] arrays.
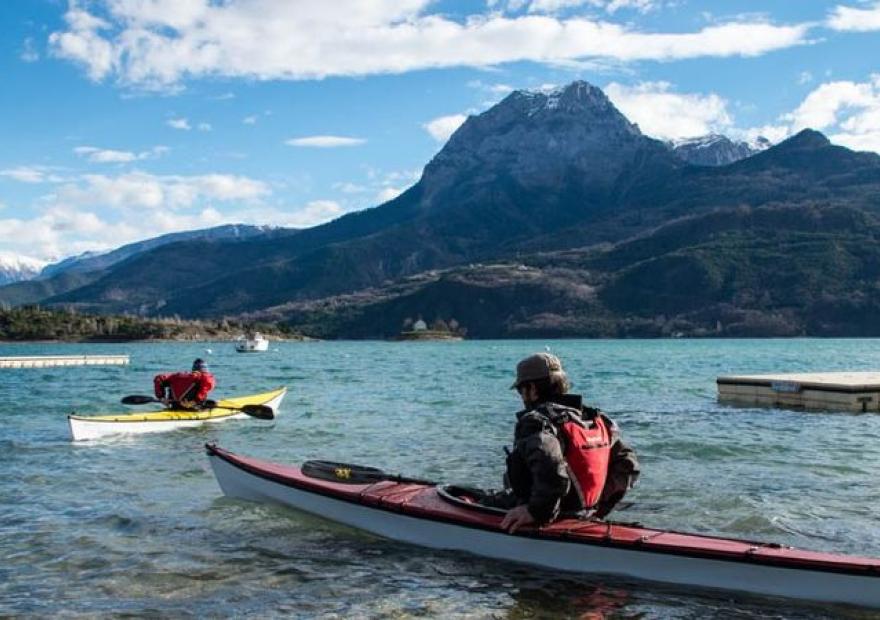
[[120, 395, 274, 420], [300, 459, 638, 513], [301, 460, 436, 485]]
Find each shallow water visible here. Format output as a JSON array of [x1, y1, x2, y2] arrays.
[[1, 339, 879, 618]]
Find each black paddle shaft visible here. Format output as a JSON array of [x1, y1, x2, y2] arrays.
[[301, 460, 436, 485], [120, 395, 274, 419]]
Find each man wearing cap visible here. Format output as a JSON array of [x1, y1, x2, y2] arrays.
[[491, 352, 639, 533], [153, 358, 216, 410]]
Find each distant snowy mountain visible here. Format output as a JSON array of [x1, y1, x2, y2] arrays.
[[671, 134, 771, 166], [38, 224, 278, 279], [0, 253, 47, 286]]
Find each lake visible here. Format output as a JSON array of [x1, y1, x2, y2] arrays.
[[1, 339, 878, 618]]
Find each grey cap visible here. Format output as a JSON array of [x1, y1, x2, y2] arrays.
[[511, 352, 566, 389]]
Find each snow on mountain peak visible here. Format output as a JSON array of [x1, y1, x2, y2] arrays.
[[0, 252, 46, 272], [0, 252, 47, 286]]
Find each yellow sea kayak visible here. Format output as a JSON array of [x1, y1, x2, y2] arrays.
[[68, 387, 287, 441]]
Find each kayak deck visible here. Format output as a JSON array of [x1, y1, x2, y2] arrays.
[[207, 444, 880, 608], [68, 388, 286, 441], [73, 388, 286, 422]]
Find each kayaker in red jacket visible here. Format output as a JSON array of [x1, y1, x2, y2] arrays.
[[153, 358, 216, 410], [487, 353, 640, 533]]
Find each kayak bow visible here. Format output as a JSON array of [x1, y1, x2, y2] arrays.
[[206, 443, 880, 609], [67, 388, 286, 441]]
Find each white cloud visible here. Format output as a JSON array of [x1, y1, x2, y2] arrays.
[[741, 124, 791, 145], [0, 170, 273, 260], [333, 167, 419, 206], [20, 37, 39, 62], [829, 131, 880, 152], [75, 146, 137, 163], [74, 145, 169, 163], [468, 80, 515, 96], [529, 0, 661, 14], [167, 117, 191, 130], [198, 122, 213, 131], [58, 171, 269, 210], [0, 204, 246, 261], [48, 1, 810, 90], [798, 71, 813, 85], [827, 2, 880, 31], [0, 251, 46, 270], [376, 168, 421, 186], [283, 200, 345, 228], [0, 166, 64, 184], [333, 182, 368, 194], [376, 186, 405, 202], [48, 7, 117, 81], [605, 81, 733, 140], [285, 135, 366, 148], [423, 114, 468, 142], [0, 208, 138, 261], [739, 75, 880, 154], [783, 79, 878, 131], [243, 115, 258, 125], [146, 207, 227, 234]]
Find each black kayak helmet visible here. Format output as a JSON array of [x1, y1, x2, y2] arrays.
[[192, 358, 208, 372]]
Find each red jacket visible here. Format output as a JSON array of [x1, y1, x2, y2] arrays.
[[153, 371, 216, 403]]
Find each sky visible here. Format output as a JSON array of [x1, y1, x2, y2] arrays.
[[1, 0, 880, 264]]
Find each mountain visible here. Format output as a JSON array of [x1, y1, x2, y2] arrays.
[[248, 202, 880, 339], [17, 80, 880, 337], [0, 224, 283, 307], [0, 253, 46, 286], [47, 81, 684, 316], [670, 134, 770, 166], [38, 223, 276, 279]]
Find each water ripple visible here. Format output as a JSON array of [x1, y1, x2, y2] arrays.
[[1, 339, 879, 617]]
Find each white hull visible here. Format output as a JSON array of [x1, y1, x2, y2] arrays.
[[70, 412, 244, 441], [236, 340, 269, 352], [69, 389, 286, 441], [209, 453, 880, 609]]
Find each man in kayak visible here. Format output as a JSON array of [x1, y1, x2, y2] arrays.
[[153, 358, 216, 410], [489, 352, 640, 533]]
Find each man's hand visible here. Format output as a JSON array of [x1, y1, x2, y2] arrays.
[[500, 504, 535, 534], [179, 398, 196, 410]]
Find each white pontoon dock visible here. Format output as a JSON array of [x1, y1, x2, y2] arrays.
[[0, 355, 130, 369], [717, 372, 880, 412]]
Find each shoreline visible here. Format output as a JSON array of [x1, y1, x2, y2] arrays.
[[4, 334, 880, 345], [0, 335, 315, 345]]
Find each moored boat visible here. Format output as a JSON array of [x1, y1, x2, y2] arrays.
[[235, 332, 270, 352], [206, 444, 880, 609], [68, 387, 286, 441]]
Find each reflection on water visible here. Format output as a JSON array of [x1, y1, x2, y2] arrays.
[[0, 338, 879, 617]]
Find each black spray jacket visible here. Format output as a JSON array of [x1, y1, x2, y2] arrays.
[[504, 393, 640, 524]]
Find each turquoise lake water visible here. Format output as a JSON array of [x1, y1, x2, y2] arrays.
[[1, 339, 879, 618]]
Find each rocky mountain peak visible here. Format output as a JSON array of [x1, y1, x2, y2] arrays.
[[777, 129, 832, 151], [513, 81, 634, 121], [420, 80, 665, 201], [671, 134, 770, 166]]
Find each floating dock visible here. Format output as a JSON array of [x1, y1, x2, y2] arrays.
[[0, 355, 130, 369], [717, 372, 880, 412]]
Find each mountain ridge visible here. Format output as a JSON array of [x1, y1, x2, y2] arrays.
[[5, 80, 880, 337]]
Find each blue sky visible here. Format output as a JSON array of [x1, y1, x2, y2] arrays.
[[1, 0, 880, 263]]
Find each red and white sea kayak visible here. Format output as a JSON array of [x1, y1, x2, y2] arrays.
[[206, 444, 880, 609]]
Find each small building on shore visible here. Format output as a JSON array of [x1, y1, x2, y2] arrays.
[[396, 316, 465, 341]]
